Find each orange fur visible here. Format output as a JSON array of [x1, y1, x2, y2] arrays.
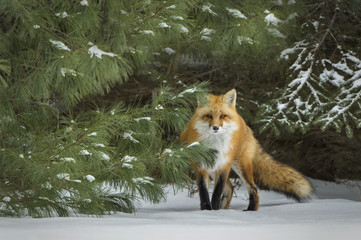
[[180, 89, 313, 211]]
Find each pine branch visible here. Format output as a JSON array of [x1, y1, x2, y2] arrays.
[[257, 0, 361, 137]]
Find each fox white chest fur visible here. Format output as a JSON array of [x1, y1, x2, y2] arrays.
[[194, 120, 238, 176]]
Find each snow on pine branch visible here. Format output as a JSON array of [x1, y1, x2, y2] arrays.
[[258, 0, 359, 136], [260, 39, 361, 137], [316, 47, 361, 137], [87, 42, 117, 59], [258, 40, 328, 133]]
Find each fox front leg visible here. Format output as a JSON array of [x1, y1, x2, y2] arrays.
[[211, 173, 227, 210], [197, 171, 211, 210]]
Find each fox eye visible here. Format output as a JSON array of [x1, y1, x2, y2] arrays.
[[205, 115, 213, 119], [220, 115, 227, 119]]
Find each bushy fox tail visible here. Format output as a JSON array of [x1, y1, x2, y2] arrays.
[[253, 149, 313, 201]]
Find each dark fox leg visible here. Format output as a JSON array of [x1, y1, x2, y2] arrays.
[[242, 169, 259, 211], [244, 181, 259, 211], [211, 173, 226, 210], [197, 171, 211, 210], [232, 163, 259, 211]]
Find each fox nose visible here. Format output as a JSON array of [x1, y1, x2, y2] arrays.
[[213, 126, 219, 131]]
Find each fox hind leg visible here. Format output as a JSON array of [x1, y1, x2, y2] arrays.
[[220, 178, 234, 209], [245, 182, 259, 211], [232, 163, 259, 211]]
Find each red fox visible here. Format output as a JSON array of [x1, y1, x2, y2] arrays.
[[180, 89, 313, 211]]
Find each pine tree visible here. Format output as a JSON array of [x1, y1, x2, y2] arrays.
[[255, 0, 361, 138], [0, 0, 217, 217]]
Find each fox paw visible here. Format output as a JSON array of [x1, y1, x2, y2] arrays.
[[200, 203, 212, 210]]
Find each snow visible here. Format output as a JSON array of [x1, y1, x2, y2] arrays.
[[163, 148, 174, 157], [200, 28, 215, 35], [158, 22, 171, 28], [200, 36, 212, 41], [171, 16, 184, 20], [288, 67, 312, 88], [121, 155, 137, 162], [330, 105, 340, 114], [294, 98, 303, 108], [277, 103, 287, 111], [79, 150, 92, 156], [84, 175, 95, 182], [49, 40, 70, 51], [311, 21, 319, 31], [332, 60, 354, 75], [319, 69, 345, 87], [166, 5, 176, 9], [237, 36, 253, 45], [100, 152, 110, 161], [177, 24, 189, 33], [154, 104, 164, 110], [139, 30, 154, 36], [202, 4, 217, 16], [187, 142, 200, 148], [280, 40, 306, 61], [92, 143, 105, 148], [61, 68, 77, 77], [163, 47, 175, 55], [56, 173, 70, 180], [60, 157, 76, 163], [80, 0, 88, 6], [134, 117, 151, 122], [88, 45, 117, 59], [344, 52, 361, 68], [352, 79, 361, 88], [132, 177, 154, 185], [264, 13, 283, 26], [226, 8, 247, 19], [1, 179, 360, 240], [123, 131, 139, 144], [2, 197, 11, 202], [41, 182, 53, 190], [55, 12, 69, 18], [122, 163, 133, 169], [199, 28, 214, 40], [175, 87, 198, 98]]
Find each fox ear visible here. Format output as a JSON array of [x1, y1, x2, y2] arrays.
[[224, 89, 237, 108]]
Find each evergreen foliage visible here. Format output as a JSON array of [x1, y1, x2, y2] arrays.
[[255, 0, 361, 138], [0, 1, 217, 217], [0, 80, 214, 217]]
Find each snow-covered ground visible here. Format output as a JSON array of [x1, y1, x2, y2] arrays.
[[1, 179, 360, 240]]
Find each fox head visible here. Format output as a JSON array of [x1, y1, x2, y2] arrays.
[[194, 89, 239, 137]]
